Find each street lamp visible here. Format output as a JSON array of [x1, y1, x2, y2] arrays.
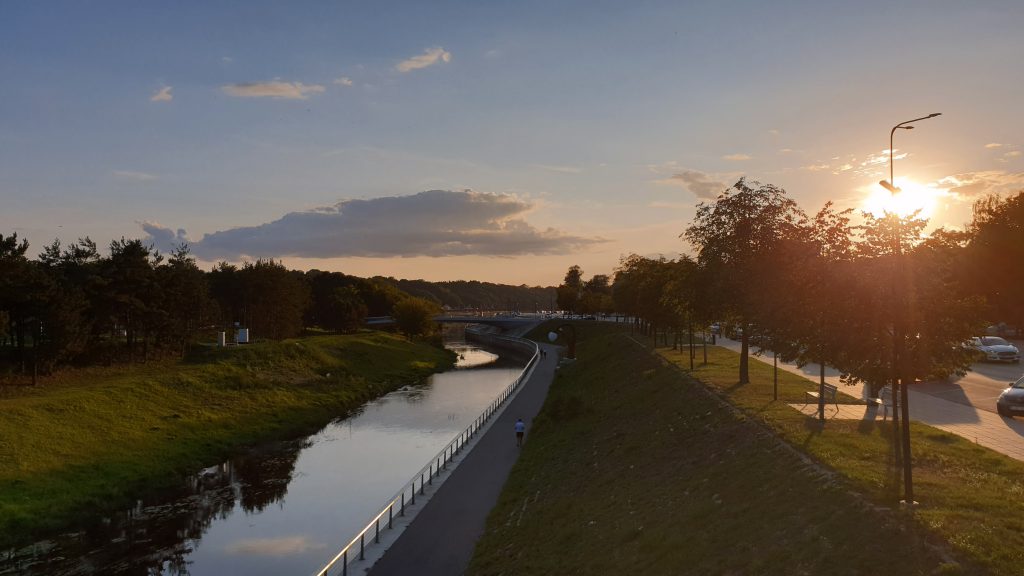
[[881, 112, 941, 506], [879, 113, 941, 193]]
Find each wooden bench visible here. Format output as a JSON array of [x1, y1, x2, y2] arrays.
[[804, 383, 839, 413], [868, 386, 893, 420]]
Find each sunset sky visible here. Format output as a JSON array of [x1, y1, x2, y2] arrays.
[[3, 1, 1023, 285]]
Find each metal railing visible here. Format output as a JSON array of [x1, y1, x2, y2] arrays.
[[314, 333, 540, 576]]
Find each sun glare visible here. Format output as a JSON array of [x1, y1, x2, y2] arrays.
[[862, 178, 944, 220]]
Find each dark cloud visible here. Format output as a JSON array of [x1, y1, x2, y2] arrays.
[[140, 221, 189, 250], [670, 170, 726, 200], [143, 190, 606, 260]]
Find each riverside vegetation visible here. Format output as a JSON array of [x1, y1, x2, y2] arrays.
[[0, 331, 453, 550], [470, 322, 1022, 575]]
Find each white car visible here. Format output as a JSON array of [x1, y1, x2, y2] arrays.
[[971, 336, 1021, 363]]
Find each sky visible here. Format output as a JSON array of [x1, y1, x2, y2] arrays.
[[2, 0, 1023, 286]]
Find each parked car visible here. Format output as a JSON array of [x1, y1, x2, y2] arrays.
[[997, 375, 1024, 416], [970, 336, 1021, 363]]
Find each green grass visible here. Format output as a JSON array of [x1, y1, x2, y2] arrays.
[[655, 344, 1024, 575], [0, 331, 453, 549], [470, 326, 975, 575]]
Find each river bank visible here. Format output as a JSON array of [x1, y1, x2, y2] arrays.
[[469, 325, 960, 575], [0, 331, 454, 550]]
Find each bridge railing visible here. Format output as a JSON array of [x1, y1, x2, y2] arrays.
[[314, 332, 540, 576]]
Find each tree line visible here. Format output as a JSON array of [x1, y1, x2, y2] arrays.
[[560, 179, 1024, 394], [0, 235, 551, 378]]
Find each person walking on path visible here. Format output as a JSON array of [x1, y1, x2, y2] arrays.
[[514, 418, 526, 447]]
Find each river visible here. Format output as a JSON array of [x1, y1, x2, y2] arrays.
[[1, 338, 526, 576]]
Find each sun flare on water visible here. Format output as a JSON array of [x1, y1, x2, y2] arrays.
[[862, 178, 944, 220]]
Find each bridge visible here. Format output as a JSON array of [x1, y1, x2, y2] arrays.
[[366, 315, 543, 332]]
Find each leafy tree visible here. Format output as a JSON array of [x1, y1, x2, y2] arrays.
[[556, 265, 584, 314], [392, 297, 440, 337], [962, 191, 1024, 329], [683, 178, 805, 383]]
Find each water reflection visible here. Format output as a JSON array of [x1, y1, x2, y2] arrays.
[[1, 341, 522, 576]]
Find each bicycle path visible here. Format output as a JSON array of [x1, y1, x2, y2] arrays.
[[367, 343, 559, 576]]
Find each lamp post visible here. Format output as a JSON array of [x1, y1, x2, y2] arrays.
[[879, 112, 941, 506]]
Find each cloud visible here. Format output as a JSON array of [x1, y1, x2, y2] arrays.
[[140, 221, 189, 249], [221, 81, 326, 100], [113, 170, 159, 182], [722, 153, 751, 161], [936, 171, 1024, 198], [985, 143, 1003, 149], [659, 170, 727, 200], [143, 190, 606, 260], [396, 47, 452, 73], [150, 86, 173, 102], [333, 76, 353, 87], [1006, 151, 1022, 158], [221, 56, 234, 64], [778, 148, 793, 154], [801, 164, 830, 172], [225, 536, 326, 556]]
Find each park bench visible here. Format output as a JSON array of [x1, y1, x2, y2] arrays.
[[868, 386, 893, 420], [804, 383, 839, 413]]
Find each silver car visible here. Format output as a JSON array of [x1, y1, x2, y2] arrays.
[[971, 336, 1021, 363], [997, 375, 1024, 416]]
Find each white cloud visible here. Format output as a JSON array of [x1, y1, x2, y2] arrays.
[[143, 190, 605, 259], [396, 47, 452, 73], [722, 153, 751, 161], [778, 148, 793, 154], [221, 81, 326, 100], [1006, 151, 1022, 158], [333, 76, 353, 87], [802, 164, 830, 172], [113, 170, 159, 181], [985, 143, 1003, 149], [150, 86, 173, 102]]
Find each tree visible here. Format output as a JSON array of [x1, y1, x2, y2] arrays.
[[766, 203, 856, 419], [156, 244, 213, 356], [963, 191, 1024, 329], [683, 179, 805, 383], [556, 265, 584, 314], [392, 297, 440, 337], [237, 259, 310, 340]]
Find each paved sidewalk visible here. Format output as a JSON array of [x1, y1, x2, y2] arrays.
[[367, 343, 559, 576], [715, 338, 1024, 461]]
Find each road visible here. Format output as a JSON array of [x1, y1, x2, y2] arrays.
[[917, 351, 1023, 414]]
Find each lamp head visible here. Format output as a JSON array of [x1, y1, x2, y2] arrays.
[[927, 112, 942, 118], [879, 180, 901, 194]]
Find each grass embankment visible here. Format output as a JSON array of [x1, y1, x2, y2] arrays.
[[470, 325, 968, 575], [655, 343, 1024, 575], [0, 331, 453, 549]]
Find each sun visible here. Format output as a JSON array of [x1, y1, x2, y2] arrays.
[[862, 178, 943, 220]]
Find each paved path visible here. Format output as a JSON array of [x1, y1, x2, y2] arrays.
[[367, 343, 559, 576], [715, 338, 1024, 461]]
